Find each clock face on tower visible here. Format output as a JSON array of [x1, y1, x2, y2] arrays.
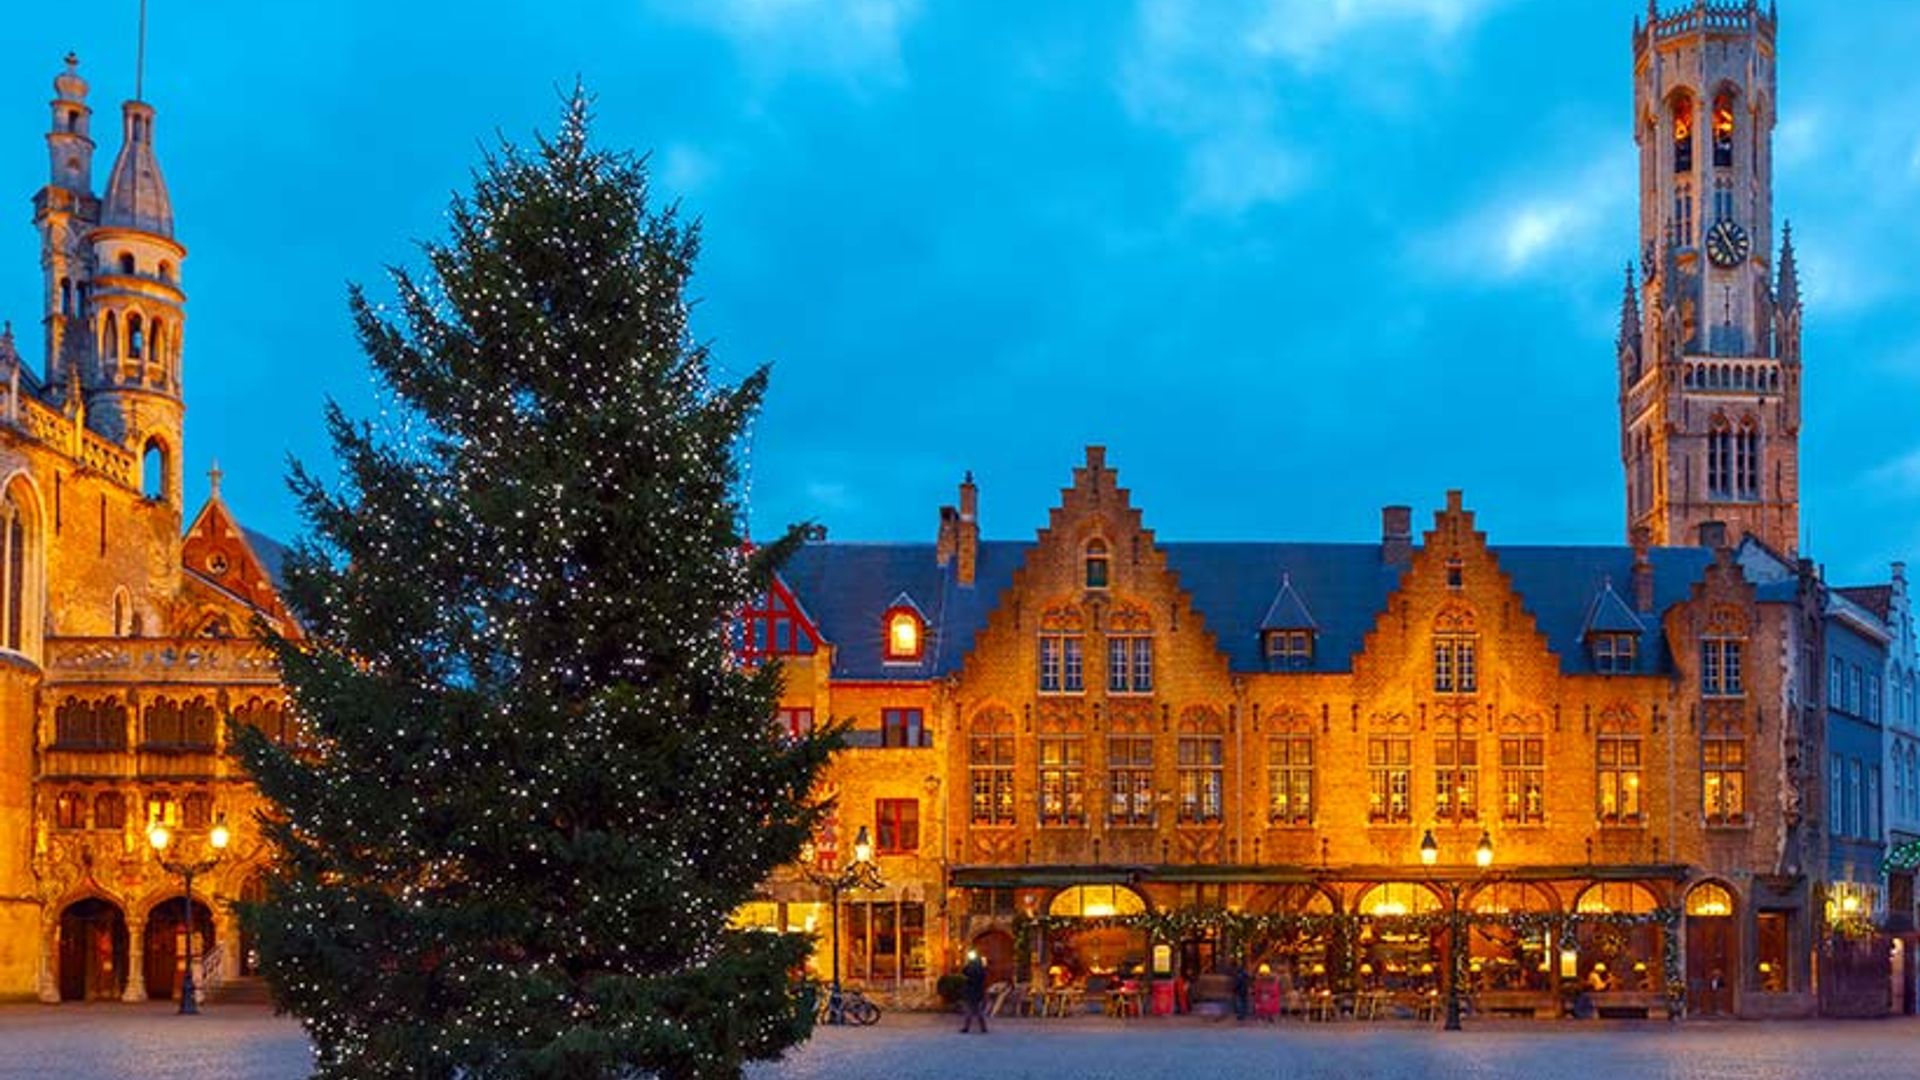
[[1707, 219, 1750, 268]]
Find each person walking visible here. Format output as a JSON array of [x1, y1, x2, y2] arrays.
[[960, 951, 990, 1034]]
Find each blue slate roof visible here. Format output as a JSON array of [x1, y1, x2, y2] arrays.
[[1258, 574, 1319, 631], [778, 540, 1729, 679]]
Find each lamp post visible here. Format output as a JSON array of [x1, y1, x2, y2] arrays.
[[1420, 827, 1493, 1032], [147, 815, 230, 1015], [799, 825, 884, 1024]]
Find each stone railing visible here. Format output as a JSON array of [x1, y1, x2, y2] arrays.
[[1683, 357, 1783, 395], [45, 638, 281, 685], [3, 392, 137, 489], [1637, 2, 1775, 51]]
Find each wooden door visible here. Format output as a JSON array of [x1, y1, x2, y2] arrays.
[[1686, 916, 1736, 1015]]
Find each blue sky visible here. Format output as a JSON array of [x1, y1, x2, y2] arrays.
[[1, 0, 1916, 583]]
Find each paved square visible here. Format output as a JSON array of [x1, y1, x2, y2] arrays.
[[4, 1006, 1919, 1079]]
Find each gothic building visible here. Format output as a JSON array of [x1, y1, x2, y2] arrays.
[[747, 3, 1910, 1019], [0, 55, 293, 1002]]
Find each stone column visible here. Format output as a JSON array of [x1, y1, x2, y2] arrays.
[[121, 916, 146, 1002], [37, 915, 60, 1003]]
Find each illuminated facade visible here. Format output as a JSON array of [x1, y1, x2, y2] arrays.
[[0, 56, 293, 1002], [749, 4, 1905, 1020]]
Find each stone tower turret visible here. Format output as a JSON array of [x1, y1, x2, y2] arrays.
[[1621, 0, 1799, 555], [33, 55, 101, 393], [87, 84, 185, 514]]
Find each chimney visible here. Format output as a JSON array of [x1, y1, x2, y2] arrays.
[[956, 472, 978, 587], [935, 505, 958, 567], [1697, 520, 1728, 551], [1381, 506, 1412, 567], [1631, 525, 1654, 612]]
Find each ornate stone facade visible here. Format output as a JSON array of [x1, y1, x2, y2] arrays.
[[0, 57, 292, 1003]]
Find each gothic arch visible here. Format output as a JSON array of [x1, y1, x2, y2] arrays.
[[0, 471, 45, 656]]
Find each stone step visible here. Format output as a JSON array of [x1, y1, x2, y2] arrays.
[[207, 976, 274, 1005]]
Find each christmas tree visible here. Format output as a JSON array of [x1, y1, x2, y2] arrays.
[[234, 91, 837, 1080]]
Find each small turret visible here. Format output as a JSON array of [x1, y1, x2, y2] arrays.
[[1617, 263, 1643, 382], [46, 54, 95, 194], [1776, 221, 1801, 364]]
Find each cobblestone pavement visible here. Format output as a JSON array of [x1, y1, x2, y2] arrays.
[[4, 1005, 1918, 1080]]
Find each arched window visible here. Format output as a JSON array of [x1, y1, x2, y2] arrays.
[[150, 319, 165, 367], [1047, 884, 1146, 919], [141, 440, 166, 501], [101, 311, 118, 360], [158, 261, 174, 282], [93, 791, 127, 830], [1575, 881, 1660, 915], [1712, 93, 1735, 168], [882, 605, 923, 662], [0, 488, 32, 654], [118, 252, 134, 275], [1737, 420, 1761, 500], [54, 791, 85, 829], [1686, 881, 1735, 917], [65, 109, 79, 132], [1707, 417, 1732, 499], [1358, 882, 1443, 917], [1084, 539, 1109, 589], [1672, 94, 1695, 173], [59, 278, 72, 316], [126, 313, 143, 360], [112, 588, 131, 637]]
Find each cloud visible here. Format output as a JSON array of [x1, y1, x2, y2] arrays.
[[1119, 0, 1496, 215], [648, 0, 919, 82], [1242, 0, 1497, 69], [1867, 447, 1920, 497], [1419, 143, 1634, 283], [659, 143, 716, 196]]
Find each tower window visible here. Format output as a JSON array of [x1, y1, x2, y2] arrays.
[[101, 311, 118, 360], [65, 109, 79, 132], [141, 439, 167, 502], [1673, 95, 1694, 173], [1713, 94, 1735, 169], [127, 313, 144, 360], [1674, 181, 1695, 244], [118, 253, 135, 275], [1084, 539, 1109, 589], [59, 278, 72, 316]]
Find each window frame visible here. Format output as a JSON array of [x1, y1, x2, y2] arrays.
[[1433, 634, 1478, 694], [882, 605, 925, 663], [874, 797, 920, 854], [1266, 734, 1314, 826], [1434, 735, 1480, 823], [1499, 736, 1546, 825], [1176, 731, 1224, 825], [1367, 736, 1413, 824], [880, 707, 929, 749], [969, 713, 1016, 826], [1596, 733, 1644, 825], [1107, 734, 1155, 827], [1702, 734, 1747, 826], [1107, 635, 1153, 694], [1037, 735, 1087, 827], [1701, 638, 1744, 698]]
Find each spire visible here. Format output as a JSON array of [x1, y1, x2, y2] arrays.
[[208, 459, 224, 500], [1777, 220, 1801, 312], [1617, 263, 1642, 354], [103, 1, 172, 237]]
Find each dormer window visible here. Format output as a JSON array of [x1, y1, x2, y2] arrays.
[[1084, 539, 1109, 590], [1266, 630, 1313, 670], [884, 606, 923, 662], [1593, 633, 1637, 674]]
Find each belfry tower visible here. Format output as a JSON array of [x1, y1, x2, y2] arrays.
[[1619, 1, 1800, 554]]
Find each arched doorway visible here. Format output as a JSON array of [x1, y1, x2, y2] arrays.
[[1248, 884, 1337, 992], [144, 898, 214, 1001], [1466, 882, 1558, 995], [970, 928, 1015, 987], [1685, 881, 1738, 1015], [57, 898, 128, 1002], [238, 874, 267, 976]]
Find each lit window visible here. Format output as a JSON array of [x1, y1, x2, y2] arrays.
[[874, 798, 919, 853], [1673, 95, 1695, 173], [1597, 734, 1643, 824], [774, 707, 813, 742], [1434, 736, 1479, 822], [1367, 737, 1412, 823], [1499, 737, 1545, 824], [1267, 736, 1313, 825], [884, 608, 923, 662], [1712, 93, 1735, 168], [1434, 635, 1477, 694], [1702, 736, 1746, 825], [1038, 736, 1086, 826]]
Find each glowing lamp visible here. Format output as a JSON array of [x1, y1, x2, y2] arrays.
[[1474, 830, 1494, 869], [147, 823, 171, 852], [1419, 830, 1439, 867], [852, 825, 874, 866], [209, 816, 231, 851], [1841, 894, 1861, 914]]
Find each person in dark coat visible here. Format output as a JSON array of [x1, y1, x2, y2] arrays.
[[1232, 961, 1251, 1022], [960, 951, 990, 1034]]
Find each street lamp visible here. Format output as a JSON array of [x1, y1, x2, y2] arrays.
[[1419, 827, 1494, 1032], [147, 814, 230, 1015], [798, 825, 885, 1024]]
